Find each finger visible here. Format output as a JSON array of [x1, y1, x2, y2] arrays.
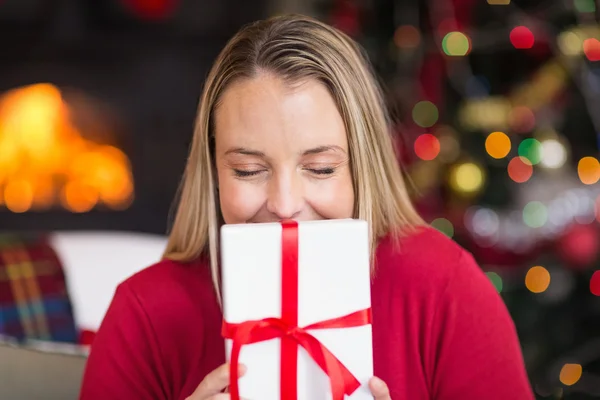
[[196, 363, 246, 397], [369, 376, 391, 399]]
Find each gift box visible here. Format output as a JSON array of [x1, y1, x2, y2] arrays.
[[221, 219, 373, 400]]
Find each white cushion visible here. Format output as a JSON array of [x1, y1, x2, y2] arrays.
[[49, 231, 167, 332]]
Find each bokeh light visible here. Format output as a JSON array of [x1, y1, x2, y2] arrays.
[[414, 134, 441, 160], [558, 30, 584, 56], [485, 131, 511, 159], [577, 156, 600, 185], [450, 162, 485, 194], [508, 156, 533, 183], [590, 271, 600, 296], [583, 38, 600, 62], [518, 138, 542, 165], [559, 364, 582, 386], [4, 180, 33, 213], [510, 26, 535, 49], [431, 218, 454, 237], [394, 25, 421, 49], [508, 106, 536, 133], [437, 126, 461, 163], [442, 32, 471, 56], [486, 272, 503, 293], [540, 139, 567, 168], [574, 0, 596, 13], [523, 201, 547, 228], [487, 0, 510, 4], [525, 266, 551, 293], [412, 101, 439, 128]]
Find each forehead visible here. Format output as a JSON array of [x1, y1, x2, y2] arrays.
[[213, 74, 348, 151]]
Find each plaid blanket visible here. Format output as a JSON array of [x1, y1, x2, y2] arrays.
[[0, 234, 78, 343]]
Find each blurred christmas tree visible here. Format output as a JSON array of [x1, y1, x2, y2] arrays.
[[318, 0, 600, 398]]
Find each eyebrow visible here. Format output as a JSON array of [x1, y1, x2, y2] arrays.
[[224, 145, 345, 157]]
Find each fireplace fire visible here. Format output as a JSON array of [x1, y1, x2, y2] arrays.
[[0, 83, 134, 214]]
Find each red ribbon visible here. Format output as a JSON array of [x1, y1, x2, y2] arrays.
[[222, 220, 372, 400]]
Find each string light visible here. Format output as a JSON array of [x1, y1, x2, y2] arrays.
[[525, 266, 551, 293], [508, 156, 533, 183], [485, 131, 511, 159], [510, 26, 535, 49], [577, 156, 600, 185]]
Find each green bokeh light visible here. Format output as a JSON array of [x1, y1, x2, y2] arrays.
[[518, 138, 542, 165], [412, 101, 439, 128], [523, 201, 547, 228], [574, 0, 596, 13], [431, 218, 454, 238], [442, 32, 470, 56], [486, 272, 503, 293]]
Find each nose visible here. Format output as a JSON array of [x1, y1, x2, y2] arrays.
[[266, 170, 303, 220]]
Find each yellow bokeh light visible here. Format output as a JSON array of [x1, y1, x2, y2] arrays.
[[525, 266, 551, 293], [487, 0, 510, 4], [4, 180, 34, 213], [559, 363, 582, 386], [558, 30, 584, 56], [0, 83, 134, 213], [61, 181, 99, 213], [450, 162, 485, 194], [442, 32, 471, 56], [485, 131, 511, 159], [578, 157, 600, 185]]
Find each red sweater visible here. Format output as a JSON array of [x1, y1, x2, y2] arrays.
[[79, 227, 534, 399]]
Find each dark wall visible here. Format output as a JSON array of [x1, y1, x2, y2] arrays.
[[0, 0, 269, 234]]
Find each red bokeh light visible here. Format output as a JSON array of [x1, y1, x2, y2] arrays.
[[510, 26, 535, 49], [583, 38, 600, 62], [591, 271, 600, 296], [414, 134, 441, 161], [507, 156, 533, 183]]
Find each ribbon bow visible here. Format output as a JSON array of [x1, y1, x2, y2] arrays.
[[221, 220, 372, 400]]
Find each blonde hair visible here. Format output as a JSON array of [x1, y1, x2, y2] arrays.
[[163, 14, 424, 299]]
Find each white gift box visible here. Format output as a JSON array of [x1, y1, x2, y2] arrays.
[[221, 219, 373, 400]]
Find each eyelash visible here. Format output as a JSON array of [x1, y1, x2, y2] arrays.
[[233, 168, 336, 177]]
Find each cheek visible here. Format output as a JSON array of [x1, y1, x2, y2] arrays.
[[218, 176, 265, 224], [307, 174, 354, 219]]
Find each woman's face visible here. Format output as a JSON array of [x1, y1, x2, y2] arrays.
[[214, 74, 355, 224]]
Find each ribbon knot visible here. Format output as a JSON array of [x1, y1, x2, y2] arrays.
[[221, 220, 372, 400]]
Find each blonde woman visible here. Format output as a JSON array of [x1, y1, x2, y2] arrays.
[[80, 14, 534, 400]]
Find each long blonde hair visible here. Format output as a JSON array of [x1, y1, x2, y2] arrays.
[[163, 14, 424, 299]]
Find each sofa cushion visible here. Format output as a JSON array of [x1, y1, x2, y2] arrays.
[[0, 234, 78, 343], [0, 335, 87, 400]]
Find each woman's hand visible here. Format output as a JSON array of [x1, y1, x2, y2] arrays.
[[369, 376, 392, 399], [185, 363, 247, 400]]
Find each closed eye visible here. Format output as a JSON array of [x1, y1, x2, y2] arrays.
[[233, 169, 264, 177], [306, 167, 335, 175]]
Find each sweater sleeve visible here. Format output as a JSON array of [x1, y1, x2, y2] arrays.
[[428, 250, 535, 400], [79, 282, 170, 400]]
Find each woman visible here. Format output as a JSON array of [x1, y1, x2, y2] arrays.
[[80, 14, 534, 400]]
